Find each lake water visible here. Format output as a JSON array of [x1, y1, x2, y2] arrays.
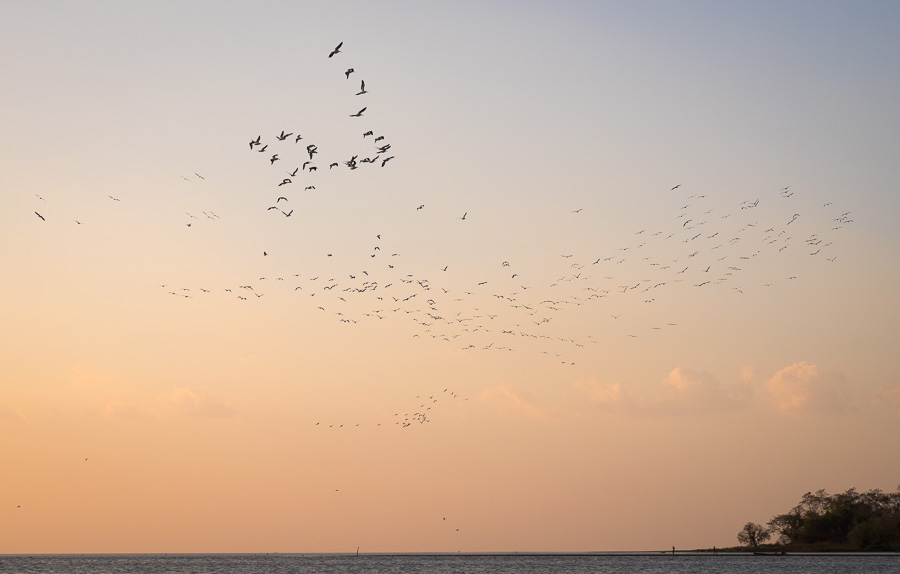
[[0, 553, 898, 573]]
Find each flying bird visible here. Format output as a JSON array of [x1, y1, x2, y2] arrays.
[[357, 80, 367, 95], [34, 211, 45, 221], [329, 42, 343, 58], [349, 107, 366, 117], [345, 68, 354, 78]]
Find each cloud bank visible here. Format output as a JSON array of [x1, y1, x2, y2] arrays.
[[577, 362, 865, 417]]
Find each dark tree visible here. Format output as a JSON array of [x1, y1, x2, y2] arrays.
[[737, 522, 771, 550], [762, 485, 900, 550]]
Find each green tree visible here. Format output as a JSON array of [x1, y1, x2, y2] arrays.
[[737, 522, 771, 550]]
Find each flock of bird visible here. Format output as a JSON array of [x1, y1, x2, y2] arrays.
[[27, 40, 855, 430], [158, 177, 852, 373], [311, 387, 468, 431], [246, 41, 395, 221]]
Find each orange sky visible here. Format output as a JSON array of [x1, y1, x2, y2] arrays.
[[2, 1, 899, 553]]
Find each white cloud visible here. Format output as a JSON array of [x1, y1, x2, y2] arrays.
[[762, 362, 856, 415]]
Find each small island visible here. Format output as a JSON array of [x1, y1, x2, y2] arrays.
[[713, 485, 900, 553]]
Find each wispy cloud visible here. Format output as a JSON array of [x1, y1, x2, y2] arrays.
[[162, 387, 237, 419], [0, 403, 28, 424], [576, 367, 751, 416], [479, 384, 550, 421], [101, 400, 153, 421], [874, 386, 900, 415]]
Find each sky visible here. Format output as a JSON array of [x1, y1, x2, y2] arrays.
[[2, 0, 900, 554]]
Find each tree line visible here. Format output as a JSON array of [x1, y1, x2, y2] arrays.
[[737, 485, 900, 551]]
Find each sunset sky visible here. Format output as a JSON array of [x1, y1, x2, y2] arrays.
[[2, 0, 900, 554]]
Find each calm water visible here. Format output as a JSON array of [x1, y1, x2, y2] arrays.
[[0, 553, 898, 574]]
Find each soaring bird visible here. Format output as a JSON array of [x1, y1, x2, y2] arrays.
[[249, 135, 261, 149], [329, 42, 343, 58], [270, 154, 279, 165], [345, 68, 354, 78], [349, 107, 366, 117], [294, 134, 303, 143], [276, 130, 292, 141], [357, 80, 367, 95], [381, 156, 394, 167], [363, 131, 373, 138], [35, 211, 45, 221]]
